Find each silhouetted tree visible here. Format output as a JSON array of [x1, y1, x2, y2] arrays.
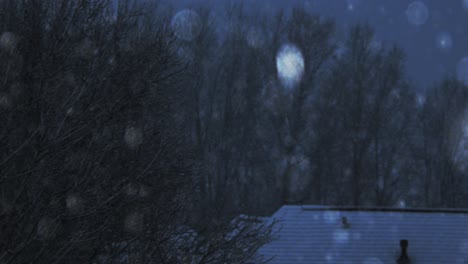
[[0, 1, 273, 263]]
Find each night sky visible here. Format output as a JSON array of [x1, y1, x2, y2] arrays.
[[164, 0, 468, 91]]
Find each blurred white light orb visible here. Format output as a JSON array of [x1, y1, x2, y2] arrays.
[[436, 32, 453, 51], [171, 9, 201, 41], [124, 126, 143, 149], [406, 1, 429, 26], [457, 57, 468, 85], [276, 44, 305, 88]]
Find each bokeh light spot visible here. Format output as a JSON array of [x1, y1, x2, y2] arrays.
[[436, 32, 453, 51], [171, 9, 202, 41], [124, 126, 143, 149], [406, 1, 429, 26], [276, 44, 305, 88]]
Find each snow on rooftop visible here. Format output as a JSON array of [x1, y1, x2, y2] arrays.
[[259, 205, 468, 263]]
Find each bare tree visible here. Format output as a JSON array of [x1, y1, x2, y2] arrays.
[[414, 78, 467, 207], [0, 0, 191, 263], [304, 25, 414, 206], [0, 1, 275, 263]]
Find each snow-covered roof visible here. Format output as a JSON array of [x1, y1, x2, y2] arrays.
[[259, 205, 468, 264]]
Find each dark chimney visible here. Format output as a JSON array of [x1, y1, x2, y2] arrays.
[[397, 239, 410, 264]]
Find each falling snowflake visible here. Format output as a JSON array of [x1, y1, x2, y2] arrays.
[[125, 211, 144, 234], [76, 38, 96, 58], [323, 211, 341, 224], [346, 0, 362, 11], [369, 39, 382, 52], [0, 32, 18, 53], [416, 94, 426, 106], [176, 46, 195, 62], [333, 229, 350, 244], [138, 185, 150, 197], [436, 32, 453, 51], [398, 199, 406, 208], [66, 107, 74, 116], [66, 194, 83, 213], [124, 126, 143, 149], [37, 217, 57, 239], [246, 27, 266, 49], [125, 183, 139, 196], [0, 94, 12, 109]]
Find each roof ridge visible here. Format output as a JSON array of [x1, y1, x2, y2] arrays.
[[299, 205, 468, 214]]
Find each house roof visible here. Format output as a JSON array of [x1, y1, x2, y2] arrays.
[[259, 205, 468, 264]]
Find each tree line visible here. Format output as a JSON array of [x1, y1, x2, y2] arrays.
[[183, 4, 467, 215]]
